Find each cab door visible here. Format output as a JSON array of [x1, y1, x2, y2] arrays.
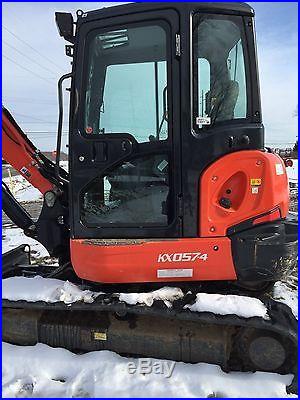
[[70, 9, 181, 239]]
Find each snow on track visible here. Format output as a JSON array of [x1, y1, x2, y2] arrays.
[[3, 276, 269, 319], [2, 276, 98, 304], [2, 342, 295, 398], [120, 288, 269, 319], [184, 292, 269, 319], [119, 287, 184, 307]]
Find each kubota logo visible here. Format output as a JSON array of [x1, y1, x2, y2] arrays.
[[157, 252, 208, 262]]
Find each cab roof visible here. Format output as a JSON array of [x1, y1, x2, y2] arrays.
[[78, 2, 254, 23]]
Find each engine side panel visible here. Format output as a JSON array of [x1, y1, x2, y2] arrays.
[[70, 237, 236, 283], [199, 150, 289, 237]]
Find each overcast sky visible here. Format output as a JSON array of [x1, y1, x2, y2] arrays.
[[2, 2, 298, 151]]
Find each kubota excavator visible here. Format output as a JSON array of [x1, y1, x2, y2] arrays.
[[2, 2, 298, 393]]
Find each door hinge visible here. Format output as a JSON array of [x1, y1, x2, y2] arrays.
[[175, 34, 181, 57]]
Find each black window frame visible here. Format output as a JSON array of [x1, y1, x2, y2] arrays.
[[191, 13, 252, 135]]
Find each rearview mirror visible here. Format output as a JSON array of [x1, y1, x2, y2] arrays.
[[55, 12, 74, 43]]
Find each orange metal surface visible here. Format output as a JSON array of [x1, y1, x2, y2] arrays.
[[70, 237, 237, 283], [2, 110, 54, 194], [199, 150, 289, 237], [252, 208, 281, 226]]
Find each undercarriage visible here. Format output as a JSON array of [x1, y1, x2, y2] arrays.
[[2, 244, 298, 394]]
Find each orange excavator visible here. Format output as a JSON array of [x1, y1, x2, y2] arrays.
[[2, 2, 298, 393]]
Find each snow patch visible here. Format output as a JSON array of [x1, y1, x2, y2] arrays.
[[59, 160, 69, 172], [2, 277, 268, 321], [119, 286, 184, 307], [184, 293, 269, 319], [2, 342, 294, 398], [2, 276, 97, 304], [273, 281, 298, 319], [2, 227, 49, 259], [3, 175, 42, 203], [3, 160, 68, 203]]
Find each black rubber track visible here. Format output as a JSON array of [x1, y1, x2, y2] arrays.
[[2, 291, 298, 394]]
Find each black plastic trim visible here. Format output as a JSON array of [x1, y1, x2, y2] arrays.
[[231, 220, 298, 282]]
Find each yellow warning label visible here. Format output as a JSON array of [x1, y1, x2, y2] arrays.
[[93, 332, 107, 341], [250, 178, 262, 186]]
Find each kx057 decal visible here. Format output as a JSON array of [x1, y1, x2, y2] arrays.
[[157, 252, 208, 263]]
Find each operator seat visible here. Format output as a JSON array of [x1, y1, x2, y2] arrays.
[[211, 80, 239, 122]]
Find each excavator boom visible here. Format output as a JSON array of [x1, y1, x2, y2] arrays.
[[2, 107, 57, 194], [2, 107, 70, 258]]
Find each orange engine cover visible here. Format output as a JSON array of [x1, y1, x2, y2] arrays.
[[199, 150, 289, 237], [70, 238, 237, 284]]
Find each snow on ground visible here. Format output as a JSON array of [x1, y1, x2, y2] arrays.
[[3, 160, 68, 203], [2, 227, 49, 260], [59, 160, 69, 172], [3, 175, 42, 203], [2, 342, 295, 398], [273, 281, 298, 319]]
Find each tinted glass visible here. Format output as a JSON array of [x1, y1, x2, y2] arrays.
[[84, 25, 168, 142], [81, 154, 170, 226], [193, 16, 247, 129]]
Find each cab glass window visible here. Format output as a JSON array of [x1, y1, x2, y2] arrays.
[[81, 154, 170, 226], [84, 24, 168, 142], [193, 15, 248, 130]]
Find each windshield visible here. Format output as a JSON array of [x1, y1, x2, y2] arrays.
[[193, 15, 248, 130], [83, 24, 168, 143]]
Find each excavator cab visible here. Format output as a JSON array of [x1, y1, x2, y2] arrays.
[[54, 3, 295, 286], [67, 4, 255, 241]]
